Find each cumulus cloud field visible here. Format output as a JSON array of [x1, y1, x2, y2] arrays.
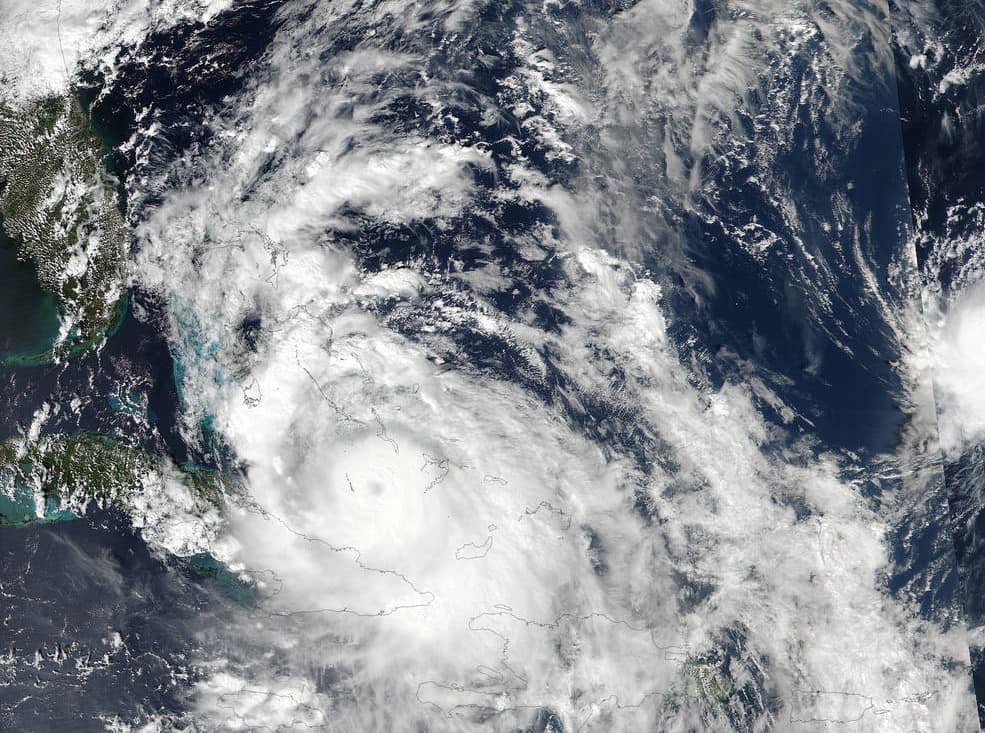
[[3, 0, 984, 730]]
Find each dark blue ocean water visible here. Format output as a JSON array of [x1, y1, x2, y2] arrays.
[[894, 0, 985, 722], [0, 2, 288, 722], [0, 229, 61, 366], [0, 0, 978, 728], [0, 506, 234, 732]]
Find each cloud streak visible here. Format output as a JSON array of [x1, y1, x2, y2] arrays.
[[2, 0, 974, 729]]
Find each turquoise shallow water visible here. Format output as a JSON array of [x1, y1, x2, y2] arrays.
[[185, 553, 262, 606], [0, 482, 76, 525], [0, 228, 62, 365]]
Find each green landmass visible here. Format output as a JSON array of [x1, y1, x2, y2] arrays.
[[0, 431, 264, 605], [686, 661, 735, 706], [0, 432, 227, 525], [0, 92, 127, 360]]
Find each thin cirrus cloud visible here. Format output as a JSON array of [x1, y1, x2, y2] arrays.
[[121, 1, 977, 730], [0, 0, 978, 729]]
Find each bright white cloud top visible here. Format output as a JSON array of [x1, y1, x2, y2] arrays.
[[0, 0, 980, 730]]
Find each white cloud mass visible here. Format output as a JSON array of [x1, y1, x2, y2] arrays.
[[1, 0, 980, 730]]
